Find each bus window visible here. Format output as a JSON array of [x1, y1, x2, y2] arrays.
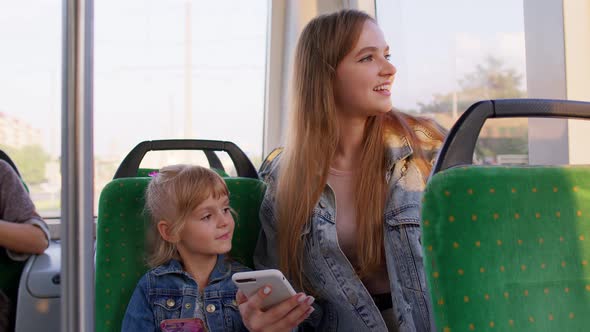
[[94, 0, 268, 215], [376, 0, 528, 165], [0, 1, 62, 219]]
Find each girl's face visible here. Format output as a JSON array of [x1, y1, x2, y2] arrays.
[[175, 194, 234, 261], [333, 20, 396, 118]]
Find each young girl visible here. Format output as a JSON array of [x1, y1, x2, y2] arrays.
[[122, 164, 252, 331], [240, 10, 444, 332]]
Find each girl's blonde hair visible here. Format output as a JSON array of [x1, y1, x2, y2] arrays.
[[145, 164, 229, 267], [276, 10, 444, 292]]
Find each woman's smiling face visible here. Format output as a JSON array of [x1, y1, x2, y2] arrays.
[[333, 20, 397, 118]]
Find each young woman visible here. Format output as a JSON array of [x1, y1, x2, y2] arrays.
[[240, 10, 444, 332], [122, 165, 313, 331]]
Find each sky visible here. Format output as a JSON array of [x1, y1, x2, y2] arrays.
[[377, 0, 526, 111], [0, 0, 268, 160], [0, 0, 526, 160]]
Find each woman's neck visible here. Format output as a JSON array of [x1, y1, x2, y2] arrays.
[[180, 253, 218, 292], [332, 114, 367, 171]]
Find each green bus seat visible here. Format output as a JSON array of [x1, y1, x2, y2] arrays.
[[422, 166, 590, 331], [95, 176, 265, 331]]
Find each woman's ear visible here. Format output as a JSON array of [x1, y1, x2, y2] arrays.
[[157, 220, 178, 243]]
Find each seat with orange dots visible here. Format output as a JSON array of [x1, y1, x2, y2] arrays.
[[422, 99, 590, 332]]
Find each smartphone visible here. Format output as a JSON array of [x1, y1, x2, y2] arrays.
[[232, 269, 296, 310], [160, 318, 205, 332]]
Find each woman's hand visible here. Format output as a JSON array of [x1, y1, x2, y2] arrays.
[[236, 285, 315, 332]]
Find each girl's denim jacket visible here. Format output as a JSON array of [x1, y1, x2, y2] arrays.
[[122, 255, 249, 332], [254, 127, 441, 332]]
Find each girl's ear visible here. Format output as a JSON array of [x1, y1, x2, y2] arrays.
[[157, 220, 178, 242]]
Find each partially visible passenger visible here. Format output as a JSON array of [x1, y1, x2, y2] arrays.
[[0, 159, 49, 259], [0, 158, 50, 332]]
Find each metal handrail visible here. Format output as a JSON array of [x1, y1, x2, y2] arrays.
[[61, 0, 94, 330]]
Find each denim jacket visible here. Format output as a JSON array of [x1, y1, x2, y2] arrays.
[[122, 255, 249, 332], [254, 126, 441, 332]]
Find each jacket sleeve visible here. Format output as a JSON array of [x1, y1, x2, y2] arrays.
[[253, 169, 280, 271], [121, 276, 157, 332], [254, 159, 325, 331], [255, 183, 325, 332], [415, 119, 445, 167]]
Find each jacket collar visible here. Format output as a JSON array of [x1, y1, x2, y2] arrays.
[[384, 132, 413, 173], [261, 127, 416, 178], [152, 254, 232, 284]]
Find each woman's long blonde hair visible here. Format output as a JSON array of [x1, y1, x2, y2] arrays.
[[276, 10, 444, 292], [145, 164, 229, 267]]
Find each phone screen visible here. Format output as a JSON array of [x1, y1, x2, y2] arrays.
[[160, 318, 205, 332]]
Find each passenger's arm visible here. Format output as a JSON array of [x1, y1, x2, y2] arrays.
[[0, 161, 50, 260], [121, 279, 157, 332], [0, 219, 48, 256]]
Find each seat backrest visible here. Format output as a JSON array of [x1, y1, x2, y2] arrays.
[[422, 166, 590, 332], [95, 176, 265, 331]]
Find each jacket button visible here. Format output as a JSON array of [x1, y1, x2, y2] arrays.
[[184, 303, 191, 309], [348, 294, 358, 306], [319, 201, 326, 208], [206, 304, 216, 313], [231, 300, 238, 306], [166, 299, 175, 308]]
